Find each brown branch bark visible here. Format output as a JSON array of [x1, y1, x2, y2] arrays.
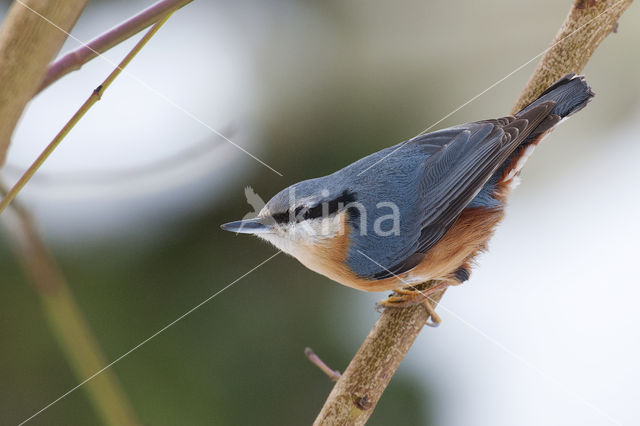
[[314, 1, 633, 424], [313, 286, 443, 425], [0, 0, 88, 166], [38, 0, 193, 94], [512, 0, 633, 114]]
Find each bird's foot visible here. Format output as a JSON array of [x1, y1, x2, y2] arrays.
[[376, 282, 449, 327]]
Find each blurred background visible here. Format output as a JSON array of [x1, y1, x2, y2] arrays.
[[1, 0, 639, 424]]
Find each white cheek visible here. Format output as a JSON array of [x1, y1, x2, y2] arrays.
[[308, 216, 344, 240], [255, 216, 343, 259]]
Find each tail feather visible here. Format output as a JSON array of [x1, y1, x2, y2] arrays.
[[518, 73, 594, 119], [490, 74, 593, 194]]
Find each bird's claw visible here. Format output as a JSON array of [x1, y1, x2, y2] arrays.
[[376, 287, 443, 327]]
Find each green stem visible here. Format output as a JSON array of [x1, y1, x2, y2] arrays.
[[0, 12, 173, 215]]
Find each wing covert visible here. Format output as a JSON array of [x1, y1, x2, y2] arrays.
[[368, 102, 555, 279]]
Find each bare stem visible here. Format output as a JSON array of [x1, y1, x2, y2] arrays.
[[0, 13, 173, 215], [313, 1, 633, 424], [305, 348, 342, 382], [38, 0, 193, 94], [0, 185, 140, 425]]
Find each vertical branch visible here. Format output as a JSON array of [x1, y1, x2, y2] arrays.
[[0, 189, 140, 425], [313, 0, 633, 424], [0, 0, 88, 165]]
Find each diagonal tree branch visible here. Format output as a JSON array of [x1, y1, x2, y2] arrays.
[[0, 0, 88, 166], [313, 1, 633, 424], [38, 0, 193, 94], [512, 0, 632, 113]]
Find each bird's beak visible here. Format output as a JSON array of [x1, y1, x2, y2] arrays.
[[220, 217, 270, 234]]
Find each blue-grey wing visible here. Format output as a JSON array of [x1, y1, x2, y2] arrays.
[[352, 102, 555, 279]]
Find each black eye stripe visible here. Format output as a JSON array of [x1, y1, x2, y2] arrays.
[[271, 211, 290, 223], [271, 190, 357, 224]]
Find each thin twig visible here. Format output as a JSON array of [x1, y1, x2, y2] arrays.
[[0, 184, 140, 425], [313, 1, 633, 424], [0, 12, 173, 215], [38, 0, 193, 94], [305, 348, 342, 382]]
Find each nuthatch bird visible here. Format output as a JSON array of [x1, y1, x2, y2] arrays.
[[222, 74, 593, 315]]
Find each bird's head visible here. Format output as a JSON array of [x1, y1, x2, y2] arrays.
[[221, 178, 358, 256]]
